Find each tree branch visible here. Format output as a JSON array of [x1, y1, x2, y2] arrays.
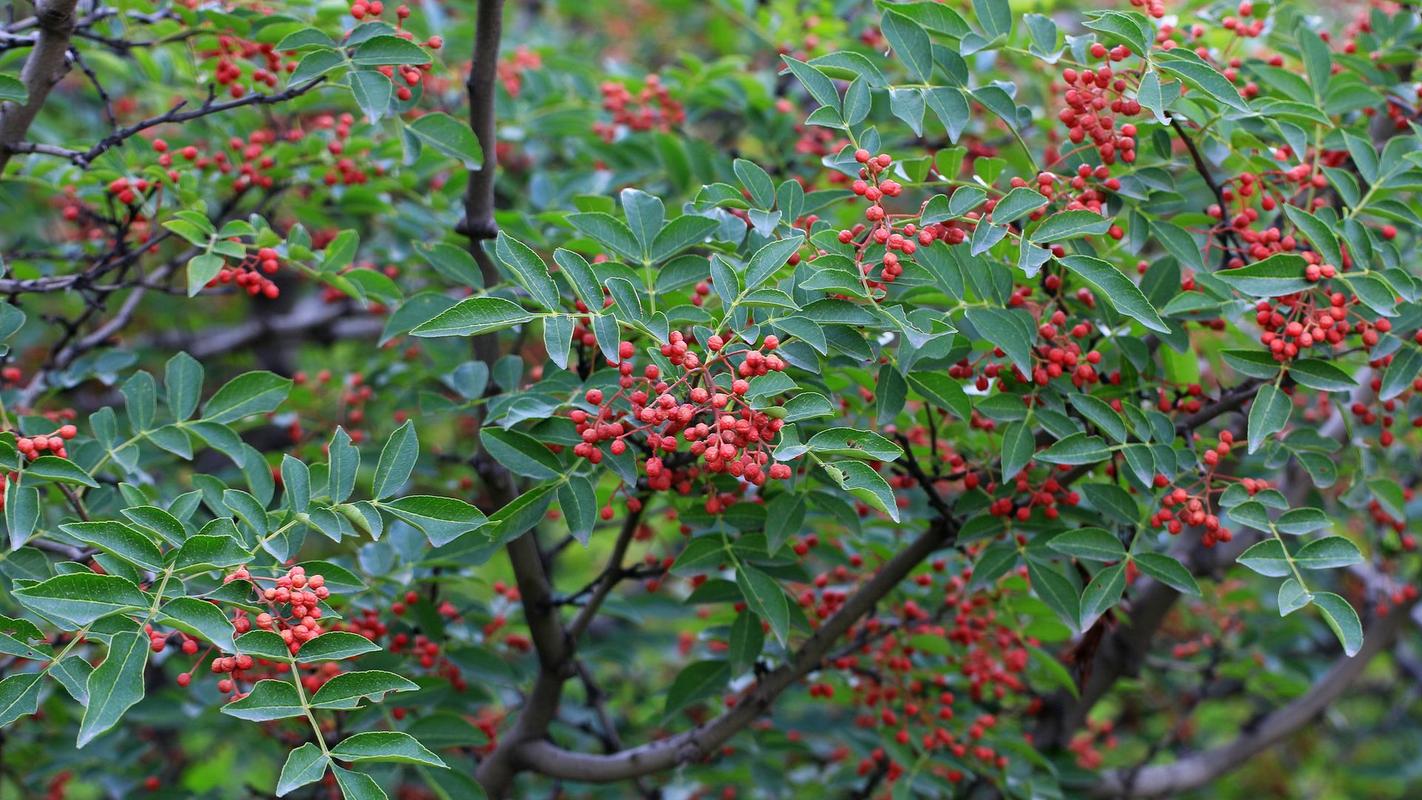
[[514, 513, 961, 783], [0, 0, 78, 173], [1089, 594, 1417, 798]]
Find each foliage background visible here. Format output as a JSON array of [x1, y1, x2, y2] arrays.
[[0, 0, 1420, 798]]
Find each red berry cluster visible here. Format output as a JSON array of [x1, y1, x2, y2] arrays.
[[838, 148, 912, 287], [498, 46, 542, 96], [1148, 432, 1259, 547], [1221, 1, 1266, 39], [802, 562, 1035, 787], [1254, 293, 1387, 362], [593, 75, 685, 141], [14, 424, 78, 460], [946, 302, 1107, 394], [243, 565, 332, 652], [203, 34, 295, 98], [208, 245, 284, 299], [569, 332, 793, 504]]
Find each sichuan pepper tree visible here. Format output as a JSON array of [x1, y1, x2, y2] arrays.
[[0, 0, 1420, 797]]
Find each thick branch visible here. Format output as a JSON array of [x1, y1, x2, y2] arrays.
[[515, 513, 960, 783], [1089, 595, 1416, 798], [458, 0, 505, 367], [0, 0, 78, 173], [457, 0, 505, 254]]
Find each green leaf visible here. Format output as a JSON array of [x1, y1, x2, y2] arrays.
[[187, 253, 224, 297], [744, 235, 804, 291], [664, 659, 732, 717], [222, 679, 305, 721], [1247, 384, 1292, 453], [3, 479, 37, 549], [728, 612, 764, 673], [331, 731, 446, 767], [1237, 539, 1291, 577], [352, 35, 431, 66], [567, 212, 642, 263], [310, 670, 418, 709], [1312, 592, 1362, 656], [881, 11, 933, 83], [973, 0, 1013, 38], [1288, 359, 1356, 392], [203, 371, 293, 423], [1080, 563, 1126, 628], [1276, 507, 1329, 535], [1000, 421, 1034, 481], [59, 521, 163, 572], [1368, 478, 1406, 521], [1027, 559, 1081, 633], [328, 426, 360, 504], [1278, 578, 1312, 616], [281, 455, 311, 513], [0, 75, 29, 104], [158, 597, 237, 652], [1215, 254, 1310, 297], [495, 233, 560, 311], [418, 242, 483, 288], [992, 187, 1047, 225], [1151, 220, 1203, 273], [965, 307, 1032, 375], [805, 427, 902, 461], [14, 573, 147, 627], [842, 76, 871, 126], [332, 766, 387, 800], [1067, 394, 1128, 444], [1036, 433, 1111, 466], [289, 49, 344, 86], [405, 112, 482, 169], [1048, 528, 1125, 562], [1379, 346, 1422, 401], [1057, 256, 1168, 333], [1295, 536, 1363, 570], [236, 631, 292, 660], [1296, 25, 1331, 99], [1155, 49, 1250, 113], [764, 493, 806, 555], [479, 428, 561, 479], [277, 743, 330, 797], [781, 56, 839, 112], [1282, 205, 1342, 268], [924, 87, 969, 143], [650, 215, 718, 264], [0, 673, 42, 726], [165, 352, 203, 421], [383, 495, 489, 547], [25, 455, 98, 488], [297, 631, 382, 661], [1030, 210, 1111, 242], [173, 534, 250, 572], [121, 371, 157, 432], [77, 630, 149, 746], [736, 565, 791, 646], [670, 534, 729, 574], [821, 460, 899, 522], [1133, 552, 1200, 595], [732, 159, 775, 209], [908, 372, 971, 420], [372, 420, 417, 500], [410, 296, 536, 337], [350, 70, 393, 123]]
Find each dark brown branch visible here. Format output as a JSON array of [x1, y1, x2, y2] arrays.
[[39, 78, 326, 169], [514, 513, 961, 783], [0, 0, 78, 172], [1089, 595, 1417, 798]]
